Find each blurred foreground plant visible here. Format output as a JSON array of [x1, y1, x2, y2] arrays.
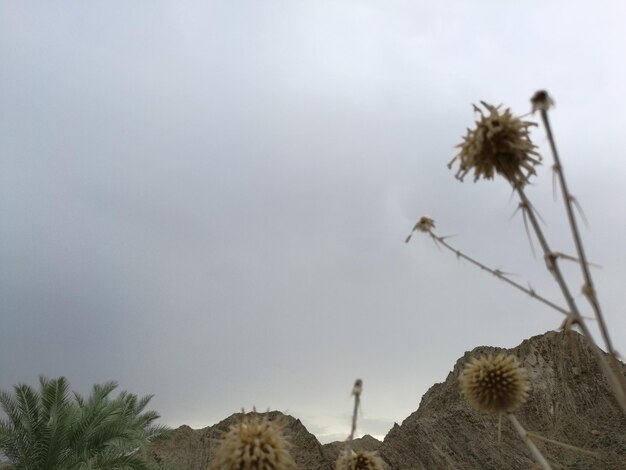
[[209, 411, 296, 470]]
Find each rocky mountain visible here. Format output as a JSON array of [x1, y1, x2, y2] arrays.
[[377, 330, 626, 469], [147, 330, 626, 469], [148, 410, 331, 470]]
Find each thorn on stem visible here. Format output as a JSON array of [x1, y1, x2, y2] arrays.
[[551, 164, 559, 201], [581, 283, 595, 301], [519, 204, 537, 257], [569, 195, 589, 227], [494, 269, 515, 278], [544, 252, 558, 272]]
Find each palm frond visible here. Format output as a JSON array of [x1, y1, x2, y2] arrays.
[[1, 376, 168, 470]]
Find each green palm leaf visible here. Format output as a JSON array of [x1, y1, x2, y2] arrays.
[[0, 377, 169, 470]]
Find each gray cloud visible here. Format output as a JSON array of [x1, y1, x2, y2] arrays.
[[2, 0, 625, 442]]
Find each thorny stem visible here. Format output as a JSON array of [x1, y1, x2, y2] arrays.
[[508, 414, 552, 470], [425, 230, 571, 317], [516, 189, 579, 314], [516, 186, 626, 415], [539, 108, 618, 371]]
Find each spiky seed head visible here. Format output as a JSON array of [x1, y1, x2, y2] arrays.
[[448, 102, 541, 187], [209, 413, 296, 470], [459, 353, 530, 414], [335, 450, 385, 470], [531, 90, 555, 113]]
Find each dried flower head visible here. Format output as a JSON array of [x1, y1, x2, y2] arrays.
[[459, 353, 530, 414], [414, 216, 435, 232], [448, 102, 541, 187], [335, 450, 385, 470], [405, 216, 436, 243], [209, 412, 296, 470], [531, 90, 555, 113]]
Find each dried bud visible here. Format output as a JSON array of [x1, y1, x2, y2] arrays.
[[414, 216, 435, 232], [531, 90, 555, 113], [459, 353, 530, 414], [405, 216, 436, 243], [448, 102, 541, 187]]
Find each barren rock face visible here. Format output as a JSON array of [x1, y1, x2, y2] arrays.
[[378, 330, 626, 469], [148, 411, 331, 470], [148, 330, 626, 469]]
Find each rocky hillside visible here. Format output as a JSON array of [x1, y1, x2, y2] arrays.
[[378, 330, 626, 469], [147, 410, 331, 470], [147, 330, 626, 469]]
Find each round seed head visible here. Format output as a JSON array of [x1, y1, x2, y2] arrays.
[[459, 353, 530, 414], [448, 102, 541, 187], [209, 413, 296, 470], [335, 450, 385, 470]]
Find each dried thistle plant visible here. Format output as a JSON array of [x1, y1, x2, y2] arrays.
[[440, 92, 626, 414], [459, 353, 530, 414], [335, 450, 385, 470], [531, 90, 626, 404], [209, 412, 296, 470], [405, 216, 573, 317], [448, 102, 541, 186], [405, 90, 626, 468]]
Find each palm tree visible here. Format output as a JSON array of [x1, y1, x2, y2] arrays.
[[0, 376, 169, 469]]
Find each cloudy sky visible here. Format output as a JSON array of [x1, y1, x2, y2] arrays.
[[2, 1, 625, 443]]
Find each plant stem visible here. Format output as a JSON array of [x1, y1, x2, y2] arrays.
[[344, 379, 362, 464], [508, 414, 552, 470], [539, 108, 619, 369], [516, 188, 579, 313], [348, 388, 360, 441], [516, 186, 626, 414], [426, 231, 571, 316], [526, 432, 599, 457]]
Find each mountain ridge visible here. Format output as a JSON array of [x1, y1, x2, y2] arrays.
[[148, 330, 626, 469]]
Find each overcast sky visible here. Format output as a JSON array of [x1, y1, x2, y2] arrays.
[[2, 1, 625, 443]]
